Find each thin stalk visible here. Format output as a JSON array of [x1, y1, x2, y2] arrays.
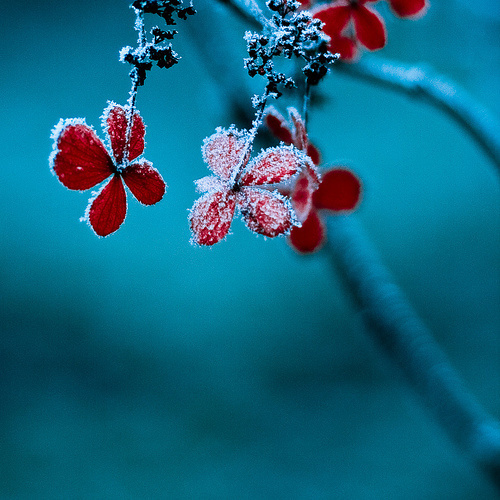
[[123, 8, 146, 164]]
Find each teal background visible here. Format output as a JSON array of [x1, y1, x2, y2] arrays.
[[1, 0, 499, 497]]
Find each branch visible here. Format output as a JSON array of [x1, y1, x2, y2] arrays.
[[325, 215, 500, 489], [335, 57, 500, 172]]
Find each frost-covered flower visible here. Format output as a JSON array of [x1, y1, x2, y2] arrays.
[[265, 106, 361, 253], [50, 102, 166, 237], [189, 126, 306, 246]]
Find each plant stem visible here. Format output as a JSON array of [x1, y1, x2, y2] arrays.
[[335, 57, 500, 172], [123, 8, 146, 164], [325, 215, 500, 489]]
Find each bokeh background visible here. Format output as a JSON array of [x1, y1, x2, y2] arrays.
[[1, 0, 499, 497]]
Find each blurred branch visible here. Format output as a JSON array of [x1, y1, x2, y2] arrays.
[[336, 58, 500, 172], [326, 216, 500, 488]]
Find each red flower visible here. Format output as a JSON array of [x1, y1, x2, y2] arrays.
[[265, 106, 361, 253], [189, 126, 306, 246], [313, 0, 387, 61], [50, 102, 166, 237]]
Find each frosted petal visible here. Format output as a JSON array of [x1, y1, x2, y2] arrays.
[[202, 126, 249, 181], [238, 187, 295, 238], [189, 190, 236, 246], [194, 175, 224, 194], [291, 171, 318, 223], [102, 102, 145, 164], [264, 106, 293, 144], [86, 175, 127, 237], [50, 118, 113, 191], [122, 160, 166, 205], [241, 145, 303, 186], [288, 107, 307, 151]]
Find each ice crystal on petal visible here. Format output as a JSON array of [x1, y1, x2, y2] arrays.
[[189, 191, 236, 246], [241, 145, 304, 186], [239, 188, 296, 237], [202, 126, 249, 181], [195, 175, 224, 193]]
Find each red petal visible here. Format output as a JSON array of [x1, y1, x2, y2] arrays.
[[288, 107, 308, 151], [50, 120, 113, 190], [265, 107, 293, 144], [241, 145, 302, 186], [329, 34, 358, 61], [388, 0, 428, 18], [202, 127, 249, 181], [313, 4, 351, 38], [306, 143, 322, 166], [291, 171, 316, 223], [289, 210, 325, 254], [105, 104, 145, 163], [352, 5, 386, 51], [87, 175, 127, 237], [189, 190, 236, 246], [238, 188, 294, 238], [313, 168, 361, 211], [122, 161, 166, 205]]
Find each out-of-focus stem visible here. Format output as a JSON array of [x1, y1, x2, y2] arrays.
[[326, 215, 500, 489], [336, 58, 500, 172]]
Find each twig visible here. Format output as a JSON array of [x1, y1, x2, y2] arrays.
[[325, 215, 500, 489], [335, 57, 500, 171]]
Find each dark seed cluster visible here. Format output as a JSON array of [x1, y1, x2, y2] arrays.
[[131, 0, 196, 25], [244, 0, 337, 102], [121, 0, 196, 85]]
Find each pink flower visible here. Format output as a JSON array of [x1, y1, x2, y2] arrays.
[[50, 102, 166, 237], [189, 126, 306, 246]]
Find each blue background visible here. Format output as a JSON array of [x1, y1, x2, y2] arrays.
[[1, 0, 499, 497]]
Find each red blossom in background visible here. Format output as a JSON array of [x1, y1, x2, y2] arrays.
[[312, 0, 386, 61], [312, 0, 428, 61], [50, 102, 166, 237], [266, 106, 361, 253], [290, 168, 361, 253], [189, 126, 306, 246]]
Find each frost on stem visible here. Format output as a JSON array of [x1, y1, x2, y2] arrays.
[[121, 1, 196, 85], [244, 0, 337, 99]]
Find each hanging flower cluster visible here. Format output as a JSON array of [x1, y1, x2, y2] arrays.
[[50, 103, 166, 237], [312, 0, 429, 61], [189, 127, 307, 246], [266, 106, 361, 253]]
